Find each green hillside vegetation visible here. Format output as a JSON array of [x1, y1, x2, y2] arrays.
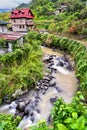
[[0, 12, 10, 21], [0, 32, 43, 103], [27, 31, 87, 130], [0, 31, 87, 130], [29, 0, 87, 40], [1, 0, 87, 40], [0, 0, 87, 129], [16, 3, 29, 9]]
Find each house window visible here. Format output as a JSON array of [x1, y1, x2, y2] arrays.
[[19, 25, 22, 28], [19, 25, 25, 29], [19, 11, 22, 15], [22, 25, 25, 28], [14, 19, 16, 23]]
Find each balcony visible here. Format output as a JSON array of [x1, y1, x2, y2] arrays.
[[26, 21, 34, 26]]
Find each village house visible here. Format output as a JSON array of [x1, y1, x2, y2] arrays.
[[0, 20, 25, 54], [10, 8, 34, 32], [0, 20, 9, 33], [55, 3, 68, 15], [0, 31, 24, 54]]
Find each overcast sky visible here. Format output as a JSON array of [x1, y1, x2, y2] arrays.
[[0, 0, 31, 8]]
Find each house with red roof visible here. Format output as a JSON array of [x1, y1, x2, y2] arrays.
[[10, 8, 34, 32]]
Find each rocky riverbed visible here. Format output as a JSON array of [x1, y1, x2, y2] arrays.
[[0, 49, 78, 130]]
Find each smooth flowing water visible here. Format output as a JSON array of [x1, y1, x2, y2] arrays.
[[0, 46, 78, 130]]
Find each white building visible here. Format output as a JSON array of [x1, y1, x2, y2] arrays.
[[0, 20, 9, 33], [10, 8, 34, 32]]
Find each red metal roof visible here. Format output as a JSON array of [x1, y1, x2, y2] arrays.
[[0, 32, 24, 41], [10, 8, 34, 19]]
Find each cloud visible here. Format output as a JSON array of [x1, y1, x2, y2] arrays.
[[0, 0, 31, 8]]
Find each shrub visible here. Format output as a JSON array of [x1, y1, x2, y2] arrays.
[[0, 114, 21, 130], [0, 39, 43, 103], [51, 92, 87, 130]]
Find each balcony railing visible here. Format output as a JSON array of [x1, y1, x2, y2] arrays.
[[26, 21, 34, 25]]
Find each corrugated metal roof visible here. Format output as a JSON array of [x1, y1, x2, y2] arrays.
[[10, 8, 34, 19], [0, 32, 24, 41], [0, 20, 9, 25]]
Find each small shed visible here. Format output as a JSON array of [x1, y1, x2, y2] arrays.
[[0, 20, 9, 33], [0, 32, 25, 53]]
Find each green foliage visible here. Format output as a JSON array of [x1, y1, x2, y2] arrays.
[[0, 35, 43, 102], [54, 13, 67, 21], [0, 114, 21, 130], [44, 34, 87, 95], [0, 12, 10, 21], [24, 31, 42, 44], [30, 120, 51, 130], [29, 32, 87, 130], [30, 0, 87, 38], [30, 93, 87, 130], [0, 38, 7, 48], [78, 7, 87, 20], [51, 92, 87, 130]]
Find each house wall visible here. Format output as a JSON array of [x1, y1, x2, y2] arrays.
[[0, 25, 7, 33], [11, 18, 26, 25], [11, 18, 27, 32], [12, 24, 27, 32], [11, 18, 34, 32], [8, 43, 12, 52]]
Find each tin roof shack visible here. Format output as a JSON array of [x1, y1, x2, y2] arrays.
[[0, 20, 9, 33], [0, 32, 24, 53]]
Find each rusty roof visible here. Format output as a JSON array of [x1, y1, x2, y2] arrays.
[[0, 32, 24, 41]]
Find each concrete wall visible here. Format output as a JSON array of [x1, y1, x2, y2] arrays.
[[0, 25, 7, 33], [11, 18, 27, 32], [11, 18, 26, 25], [18, 37, 23, 45], [11, 18, 34, 32], [12, 25, 27, 32], [8, 43, 12, 52]]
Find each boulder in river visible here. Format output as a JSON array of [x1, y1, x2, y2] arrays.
[[47, 115, 52, 124], [16, 101, 25, 112], [57, 61, 64, 67], [30, 114, 35, 122], [36, 109, 40, 113], [3, 96, 11, 104], [24, 104, 30, 115], [49, 79, 56, 87], [15, 110, 24, 118], [50, 96, 58, 104], [42, 43, 47, 47], [55, 86, 62, 93], [12, 89, 23, 99], [66, 64, 73, 71]]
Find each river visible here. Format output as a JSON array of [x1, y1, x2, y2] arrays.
[[0, 46, 78, 130]]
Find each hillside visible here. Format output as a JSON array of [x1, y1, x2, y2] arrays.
[[16, 3, 29, 9], [29, 0, 87, 41], [0, 1, 87, 130], [0, 12, 10, 21], [1, 0, 87, 41]]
